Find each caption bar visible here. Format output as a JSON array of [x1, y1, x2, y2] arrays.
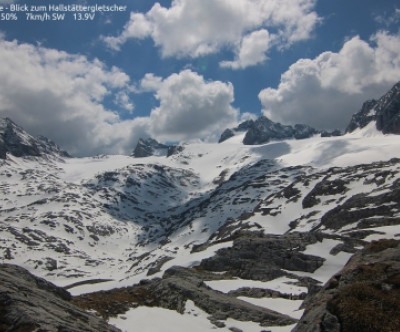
[[0, 3, 127, 21]]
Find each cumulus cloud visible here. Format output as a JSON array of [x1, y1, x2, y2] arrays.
[[258, 31, 400, 130], [145, 70, 238, 141], [220, 29, 272, 69], [140, 73, 163, 92], [0, 37, 145, 156], [103, 0, 319, 68], [0, 38, 240, 155], [114, 91, 134, 113]]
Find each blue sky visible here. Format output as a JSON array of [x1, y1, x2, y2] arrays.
[[0, 0, 400, 156]]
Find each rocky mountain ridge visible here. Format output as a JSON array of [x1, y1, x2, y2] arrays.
[[219, 116, 321, 144], [0, 117, 70, 160], [346, 81, 400, 134]]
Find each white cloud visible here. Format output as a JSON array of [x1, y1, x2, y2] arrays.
[[374, 8, 400, 27], [0, 38, 240, 155], [103, 0, 319, 68], [146, 70, 238, 141], [258, 31, 400, 130], [0, 38, 145, 156], [114, 91, 134, 113], [140, 73, 163, 92], [220, 29, 272, 69], [103, 12, 152, 50], [239, 112, 258, 123]]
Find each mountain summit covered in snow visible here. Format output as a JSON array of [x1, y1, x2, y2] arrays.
[[1, 82, 400, 331]]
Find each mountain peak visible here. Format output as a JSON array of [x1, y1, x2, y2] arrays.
[[346, 81, 400, 134], [0, 117, 70, 160], [131, 137, 169, 158], [131, 137, 186, 158], [219, 115, 319, 144]]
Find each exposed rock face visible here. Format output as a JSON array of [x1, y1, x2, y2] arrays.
[[199, 232, 325, 281], [75, 250, 300, 327], [132, 137, 185, 158], [219, 116, 318, 144], [346, 81, 400, 134], [0, 117, 70, 159], [74, 232, 329, 328], [131, 137, 169, 157], [167, 144, 185, 157], [293, 239, 400, 332], [0, 263, 120, 332], [219, 120, 255, 142]]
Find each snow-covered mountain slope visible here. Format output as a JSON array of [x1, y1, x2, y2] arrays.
[[2, 112, 400, 331]]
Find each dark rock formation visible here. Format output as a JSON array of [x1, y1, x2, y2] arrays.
[[219, 116, 318, 145], [0, 263, 120, 332], [37, 135, 71, 158], [346, 81, 400, 134], [219, 128, 236, 142], [293, 239, 400, 332], [74, 264, 297, 327], [131, 137, 168, 157], [0, 117, 70, 159], [219, 120, 255, 143], [199, 232, 325, 281], [167, 144, 185, 157], [320, 177, 400, 230], [131, 138, 185, 158]]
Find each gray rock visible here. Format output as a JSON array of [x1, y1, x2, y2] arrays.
[[131, 137, 168, 157], [320, 178, 400, 230], [219, 116, 318, 145], [346, 81, 400, 134], [0, 117, 70, 159], [218, 120, 255, 143], [139, 267, 298, 326], [219, 128, 236, 143], [0, 263, 120, 332], [167, 144, 185, 157], [243, 116, 296, 145], [200, 233, 325, 280], [293, 239, 400, 332]]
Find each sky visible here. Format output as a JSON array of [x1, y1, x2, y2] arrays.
[[0, 0, 400, 156]]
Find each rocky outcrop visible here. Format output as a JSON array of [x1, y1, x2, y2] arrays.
[[219, 119, 255, 142], [0, 263, 120, 332], [75, 232, 328, 328], [131, 137, 169, 157], [219, 116, 318, 144], [346, 81, 400, 134], [293, 239, 400, 332], [167, 144, 185, 157], [199, 232, 325, 280], [75, 263, 298, 328], [131, 137, 185, 158], [0, 117, 70, 159]]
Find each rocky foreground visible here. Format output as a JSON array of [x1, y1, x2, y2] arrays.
[[1, 238, 399, 331], [0, 263, 119, 332]]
